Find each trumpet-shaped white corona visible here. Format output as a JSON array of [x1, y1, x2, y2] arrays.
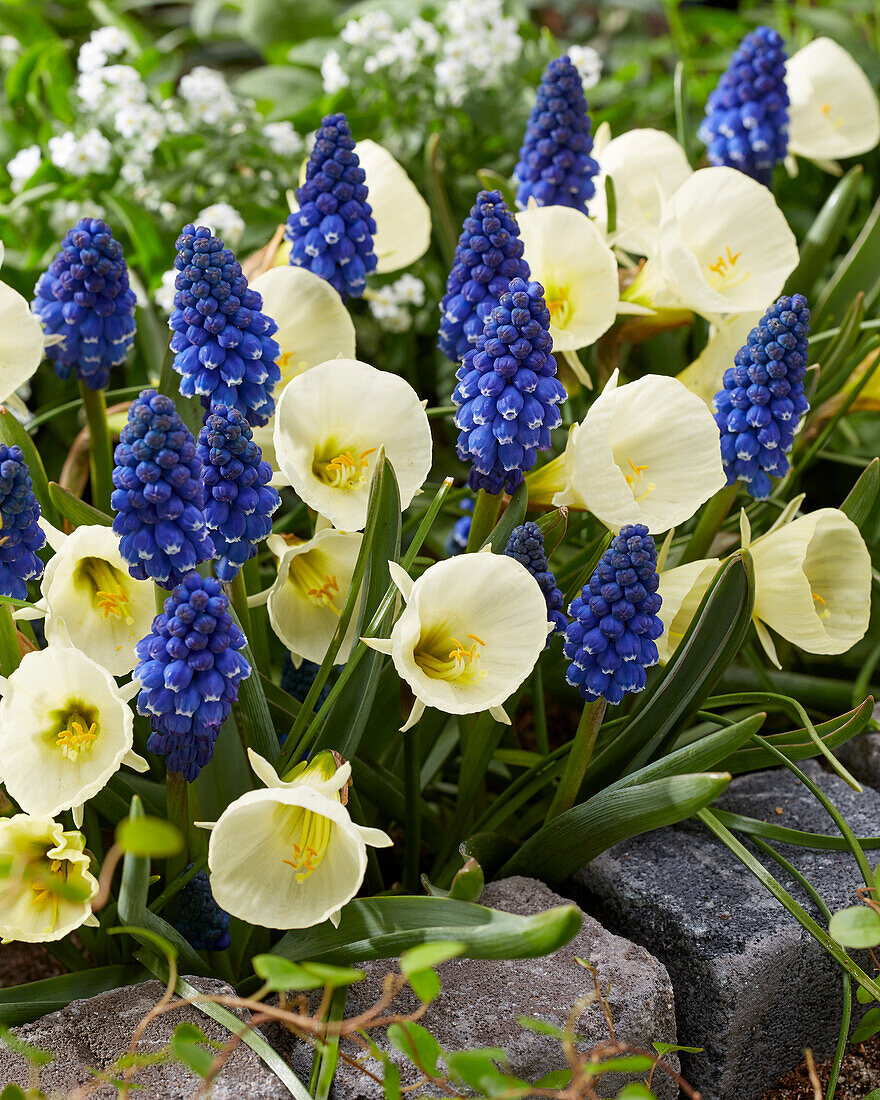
[[655, 167, 798, 316], [363, 554, 551, 730], [656, 558, 720, 664], [206, 750, 392, 929], [14, 521, 155, 676], [356, 140, 432, 273], [517, 205, 620, 352], [553, 372, 727, 533], [0, 645, 147, 824], [677, 311, 763, 407], [253, 529, 363, 665], [273, 358, 432, 530], [748, 508, 871, 666], [590, 129, 693, 257], [0, 815, 98, 943], [0, 276, 45, 406], [786, 38, 880, 162]]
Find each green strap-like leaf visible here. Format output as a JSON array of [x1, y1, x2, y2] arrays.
[[479, 480, 528, 553], [48, 481, 113, 527], [0, 967, 147, 1027], [841, 457, 880, 529], [815, 191, 880, 328], [784, 165, 863, 300]]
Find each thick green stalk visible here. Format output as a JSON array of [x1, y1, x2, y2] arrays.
[[78, 381, 113, 512], [545, 698, 606, 822], [403, 722, 422, 893], [165, 770, 190, 905], [679, 484, 739, 565], [466, 488, 502, 552], [242, 557, 270, 670], [227, 568, 253, 641], [0, 604, 20, 676]]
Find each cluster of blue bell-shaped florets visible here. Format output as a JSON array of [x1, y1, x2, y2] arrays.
[[174, 868, 231, 952], [504, 522, 567, 642], [564, 524, 663, 705], [0, 445, 45, 601], [452, 277, 565, 495], [714, 293, 810, 500]]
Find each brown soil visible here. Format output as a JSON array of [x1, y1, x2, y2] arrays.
[[0, 941, 64, 988], [762, 1034, 880, 1099]]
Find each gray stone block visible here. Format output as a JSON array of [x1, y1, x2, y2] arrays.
[[0, 977, 291, 1098], [835, 713, 880, 794], [271, 876, 680, 1099], [571, 762, 878, 1100]]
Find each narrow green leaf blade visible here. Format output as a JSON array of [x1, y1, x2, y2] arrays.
[[784, 165, 863, 299], [815, 191, 880, 328], [0, 966, 147, 1026], [47, 481, 113, 527], [841, 457, 880, 529]]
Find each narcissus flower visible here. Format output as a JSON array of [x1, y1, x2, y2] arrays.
[[273, 358, 432, 530], [0, 445, 45, 599], [517, 206, 619, 360], [553, 372, 726, 533], [503, 522, 566, 639], [286, 113, 377, 301], [786, 38, 880, 163], [698, 26, 789, 185], [514, 56, 598, 213], [169, 225, 282, 426], [363, 553, 551, 731], [252, 529, 363, 666], [714, 293, 810, 499], [0, 644, 147, 825], [135, 572, 250, 781], [356, 140, 431, 273], [32, 218, 137, 390], [744, 508, 872, 667], [656, 558, 720, 664], [564, 524, 663, 704], [205, 749, 392, 929], [677, 311, 763, 407], [14, 521, 154, 676], [590, 129, 692, 257], [453, 277, 565, 495], [438, 190, 530, 364], [0, 264, 45, 406], [0, 816, 98, 943]]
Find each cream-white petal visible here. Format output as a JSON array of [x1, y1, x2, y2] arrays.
[[356, 140, 431, 273], [0, 282, 44, 406], [678, 311, 763, 407], [656, 558, 720, 664]]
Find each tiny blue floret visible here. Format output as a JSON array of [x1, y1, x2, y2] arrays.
[[445, 498, 475, 556], [281, 654, 330, 708], [32, 218, 137, 390], [564, 524, 663, 705], [175, 868, 231, 952], [0, 446, 45, 600], [504, 521, 566, 641]]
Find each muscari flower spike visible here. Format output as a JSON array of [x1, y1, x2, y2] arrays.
[[564, 523, 663, 705], [513, 56, 598, 214], [281, 654, 330, 708], [32, 217, 137, 390], [175, 868, 231, 952], [504, 522, 566, 642], [445, 497, 474, 557], [698, 26, 789, 186], [453, 276, 565, 495], [111, 389, 214, 589], [285, 113, 377, 301], [438, 189, 531, 364], [135, 572, 250, 782], [196, 405, 280, 582], [713, 293, 810, 500], [169, 225, 281, 426], [0, 445, 45, 600]]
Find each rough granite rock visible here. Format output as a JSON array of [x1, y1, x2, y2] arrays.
[[572, 762, 877, 1100], [0, 977, 291, 1098], [270, 876, 680, 1099]]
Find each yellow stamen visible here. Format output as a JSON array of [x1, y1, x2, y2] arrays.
[[319, 448, 377, 491], [288, 552, 343, 615], [276, 350, 308, 385], [56, 719, 99, 762], [281, 808, 333, 883], [95, 587, 133, 623], [623, 458, 656, 504], [708, 245, 751, 291], [545, 286, 571, 327], [812, 591, 831, 620], [415, 630, 487, 685], [75, 557, 134, 624], [307, 573, 340, 610]]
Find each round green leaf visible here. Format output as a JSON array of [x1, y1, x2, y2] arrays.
[[829, 905, 880, 948], [115, 816, 184, 859]]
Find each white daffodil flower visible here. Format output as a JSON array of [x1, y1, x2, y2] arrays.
[[0, 644, 147, 826], [356, 140, 432, 273], [250, 529, 363, 666], [590, 128, 693, 258], [656, 558, 720, 663], [743, 507, 872, 667], [273, 358, 432, 531], [0, 815, 99, 943], [0, 271, 45, 407], [14, 521, 154, 676], [677, 311, 763, 407], [363, 554, 551, 731], [517, 205, 620, 356], [631, 167, 797, 318], [552, 371, 726, 533], [786, 38, 880, 164], [204, 749, 392, 930]]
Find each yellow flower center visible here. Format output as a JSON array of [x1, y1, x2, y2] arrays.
[[812, 590, 831, 621], [276, 350, 308, 386], [56, 718, 99, 761], [545, 284, 572, 328], [414, 630, 487, 685], [314, 446, 377, 491], [281, 806, 334, 883], [707, 245, 751, 291], [31, 859, 63, 907], [621, 458, 656, 504], [74, 557, 134, 624], [287, 551, 343, 615]]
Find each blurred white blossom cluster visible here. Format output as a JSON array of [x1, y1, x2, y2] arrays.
[[321, 0, 524, 106], [367, 274, 426, 332], [567, 44, 603, 90]]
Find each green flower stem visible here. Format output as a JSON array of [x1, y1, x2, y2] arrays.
[[0, 604, 20, 676], [242, 557, 270, 671], [679, 483, 739, 565], [545, 697, 607, 823], [165, 769, 190, 904], [698, 808, 880, 1002], [403, 720, 422, 893], [227, 568, 253, 643], [78, 381, 113, 513], [465, 488, 502, 552]]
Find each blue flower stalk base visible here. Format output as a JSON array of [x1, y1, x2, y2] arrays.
[[504, 522, 566, 642], [135, 572, 251, 781], [438, 190, 530, 364], [698, 26, 789, 185], [514, 56, 598, 213], [564, 524, 663, 705], [285, 113, 377, 301], [0, 446, 45, 600], [713, 293, 810, 500]]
